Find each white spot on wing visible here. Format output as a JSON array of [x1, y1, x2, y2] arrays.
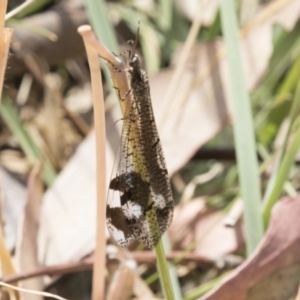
[[107, 222, 135, 247], [109, 225, 126, 242], [123, 201, 142, 219], [151, 191, 166, 209], [108, 191, 122, 208]]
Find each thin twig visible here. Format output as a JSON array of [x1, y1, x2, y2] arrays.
[[0, 281, 68, 300], [2, 253, 213, 284], [2, 259, 94, 284]]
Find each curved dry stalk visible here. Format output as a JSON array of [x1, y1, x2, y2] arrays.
[[78, 25, 132, 115], [78, 25, 107, 300]]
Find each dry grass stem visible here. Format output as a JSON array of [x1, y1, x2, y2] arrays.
[[0, 2, 18, 298], [0, 29, 12, 96], [0, 281, 68, 300], [77, 25, 132, 115], [78, 25, 107, 300], [0, 0, 13, 102], [15, 161, 44, 298], [157, 0, 208, 127], [0, 0, 7, 39], [241, 0, 293, 36]]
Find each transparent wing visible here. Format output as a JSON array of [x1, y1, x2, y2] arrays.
[[106, 66, 174, 249], [106, 97, 150, 247]]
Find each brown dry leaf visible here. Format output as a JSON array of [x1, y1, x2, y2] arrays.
[[15, 161, 44, 300], [38, 132, 114, 265], [152, 59, 230, 175], [0, 166, 27, 251], [107, 264, 134, 300], [201, 195, 300, 300], [0, 171, 20, 299], [37, 91, 122, 266], [169, 198, 243, 259], [133, 274, 157, 300], [38, 0, 300, 265]]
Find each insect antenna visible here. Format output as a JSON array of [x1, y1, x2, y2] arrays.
[[128, 20, 140, 61]]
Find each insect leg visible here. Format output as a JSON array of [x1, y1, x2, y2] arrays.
[[112, 86, 132, 102], [113, 114, 137, 126]]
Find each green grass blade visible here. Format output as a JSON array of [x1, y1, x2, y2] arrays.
[[262, 121, 300, 225], [277, 54, 300, 98], [5, 0, 52, 20], [161, 234, 182, 300], [157, 0, 173, 31], [7, 19, 58, 41], [265, 19, 300, 91], [154, 239, 175, 300], [85, 0, 120, 101], [262, 77, 300, 206], [287, 80, 300, 124], [262, 80, 300, 226], [220, 0, 263, 255], [183, 272, 231, 300], [85, 0, 119, 54], [0, 96, 56, 186]]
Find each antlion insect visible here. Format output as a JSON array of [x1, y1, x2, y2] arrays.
[[106, 22, 174, 249]]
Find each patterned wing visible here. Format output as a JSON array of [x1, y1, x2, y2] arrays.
[[130, 63, 174, 245], [107, 54, 174, 249], [106, 97, 152, 248]]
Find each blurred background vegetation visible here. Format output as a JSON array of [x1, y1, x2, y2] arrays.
[[1, 0, 300, 299]]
